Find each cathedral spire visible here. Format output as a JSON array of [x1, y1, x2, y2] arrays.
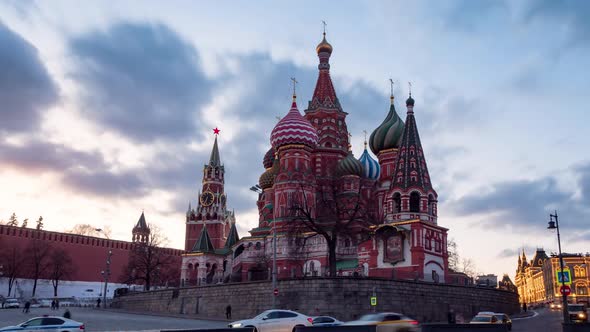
[[192, 225, 215, 252], [391, 91, 435, 193], [309, 28, 338, 111]]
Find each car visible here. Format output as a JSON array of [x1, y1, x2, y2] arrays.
[[0, 316, 85, 332], [493, 313, 512, 331], [3, 299, 21, 309], [343, 312, 420, 332], [470, 314, 500, 324], [550, 303, 563, 310], [312, 316, 343, 327], [228, 309, 313, 332], [567, 304, 588, 323]]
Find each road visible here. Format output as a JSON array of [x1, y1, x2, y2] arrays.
[[0, 307, 228, 332], [512, 308, 562, 332]]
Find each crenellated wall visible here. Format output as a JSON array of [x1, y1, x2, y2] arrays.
[[112, 277, 519, 323]]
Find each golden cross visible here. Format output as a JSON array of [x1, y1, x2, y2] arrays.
[[389, 78, 394, 96], [363, 130, 367, 142], [322, 21, 327, 35], [408, 81, 412, 97]]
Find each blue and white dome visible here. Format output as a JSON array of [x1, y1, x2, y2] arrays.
[[359, 147, 380, 180]]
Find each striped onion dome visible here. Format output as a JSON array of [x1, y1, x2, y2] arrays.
[[259, 157, 279, 189], [262, 147, 275, 169], [369, 102, 404, 155], [270, 99, 318, 149], [336, 151, 363, 177], [358, 146, 380, 180]]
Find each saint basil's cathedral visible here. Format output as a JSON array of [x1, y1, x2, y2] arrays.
[[181, 32, 449, 286]]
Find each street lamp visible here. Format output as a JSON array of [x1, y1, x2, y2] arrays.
[[101, 250, 113, 309], [250, 184, 277, 309], [548, 210, 569, 323]]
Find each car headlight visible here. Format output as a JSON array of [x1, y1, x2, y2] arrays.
[[578, 313, 586, 318], [230, 323, 242, 328]]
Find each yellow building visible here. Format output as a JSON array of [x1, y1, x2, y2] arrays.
[[515, 249, 589, 306]]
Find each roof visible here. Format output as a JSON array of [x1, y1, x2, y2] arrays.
[[224, 222, 240, 249], [532, 249, 550, 267], [191, 226, 215, 253], [390, 99, 435, 195], [133, 212, 149, 231], [307, 34, 340, 112]]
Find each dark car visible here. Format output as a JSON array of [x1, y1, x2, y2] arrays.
[[568, 304, 588, 323]]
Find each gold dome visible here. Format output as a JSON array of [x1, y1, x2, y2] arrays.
[[316, 33, 333, 55]]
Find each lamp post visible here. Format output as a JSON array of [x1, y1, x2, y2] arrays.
[[101, 250, 112, 309], [548, 210, 569, 323], [250, 184, 277, 309]]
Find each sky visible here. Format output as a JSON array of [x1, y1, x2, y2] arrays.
[[0, 0, 589, 280]]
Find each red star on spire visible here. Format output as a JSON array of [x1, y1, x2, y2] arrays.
[[213, 127, 220, 135]]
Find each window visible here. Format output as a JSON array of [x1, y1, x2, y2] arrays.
[[278, 311, 298, 318], [42, 318, 64, 325], [384, 314, 401, 321], [266, 311, 281, 319], [577, 285, 588, 295], [393, 193, 401, 213], [574, 265, 587, 277], [24, 319, 44, 327], [409, 192, 420, 212]]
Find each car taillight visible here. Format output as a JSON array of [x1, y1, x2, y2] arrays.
[[79, 325, 85, 330], [307, 318, 313, 323], [409, 320, 419, 325]]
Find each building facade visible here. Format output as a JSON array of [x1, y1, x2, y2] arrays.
[[515, 249, 590, 305], [181, 32, 449, 285]]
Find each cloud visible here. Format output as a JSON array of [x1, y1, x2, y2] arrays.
[[69, 22, 213, 142], [497, 245, 537, 259], [0, 21, 58, 134], [522, 0, 590, 47], [0, 139, 147, 198], [450, 162, 590, 231]]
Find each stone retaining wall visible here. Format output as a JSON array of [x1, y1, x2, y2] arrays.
[[112, 278, 519, 322]]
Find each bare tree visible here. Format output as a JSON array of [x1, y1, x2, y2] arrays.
[[121, 225, 175, 291], [447, 238, 459, 271], [0, 247, 23, 297], [49, 248, 74, 297], [460, 258, 478, 280], [7, 213, 18, 227], [289, 183, 377, 277], [21, 218, 28, 228], [66, 223, 111, 238], [24, 240, 51, 297]]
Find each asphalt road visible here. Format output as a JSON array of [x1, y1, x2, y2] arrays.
[[512, 308, 562, 332], [0, 307, 228, 332]]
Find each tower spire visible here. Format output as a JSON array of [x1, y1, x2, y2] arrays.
[[209, 128, 221, 166], [389, 79, 395, 105], [290, 77, 298, 103]]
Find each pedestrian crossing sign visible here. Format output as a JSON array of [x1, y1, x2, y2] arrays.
[[556, 267, 572, 285], [370, 296, 377, 306]]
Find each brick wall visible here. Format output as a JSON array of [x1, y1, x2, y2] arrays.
[[112, 277, 519, 322]]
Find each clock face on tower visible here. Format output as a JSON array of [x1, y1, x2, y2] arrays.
[[200, 191, 214, 206]]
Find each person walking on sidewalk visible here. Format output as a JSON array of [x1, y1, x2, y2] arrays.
[[225, 304, 232, 319]]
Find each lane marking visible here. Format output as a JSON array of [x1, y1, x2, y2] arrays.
[[512, 310, 539, 320]]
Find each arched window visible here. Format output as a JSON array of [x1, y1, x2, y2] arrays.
[[428, 194, 435, 216], [576, 285, 588, 295], [393, 193, 401, 213], [188, 263, 193, 270], [255, 242, 261, 250], [410, 192, 420, 212], [344, 238, 351, 247]]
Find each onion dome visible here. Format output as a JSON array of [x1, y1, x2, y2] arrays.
[[369, 98, 404, 155], [359, 146, 381, 180], [262, 147, 275, 169], [406, 95, 415, 107], [258, 157, 279, 189], [316, 32, 333, 55], [270, 97, 318, 149], [336, 151, 363, 177]]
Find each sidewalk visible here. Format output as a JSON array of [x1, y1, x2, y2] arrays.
[[99, 307, 233, 323]]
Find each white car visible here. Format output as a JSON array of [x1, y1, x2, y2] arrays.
[[0, 317, 84, 332], [3, 299, 20, 309], [344, 313, 420, 332], [312, 316, 343, 327], [228, 309, 313, 332]]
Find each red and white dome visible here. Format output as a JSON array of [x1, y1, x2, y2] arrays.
[[270, 100, 318, 149]]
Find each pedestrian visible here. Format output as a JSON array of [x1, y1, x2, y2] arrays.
[[523, 302, 527, 312], [225, 304, 232, 319], [51, 300, 56, 311], [55, 299, 60, 310], [63, 309, 71, 319], [96, 298, 101, 308], [447, 309, 456, 324], [23, 301, 31, 313]]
